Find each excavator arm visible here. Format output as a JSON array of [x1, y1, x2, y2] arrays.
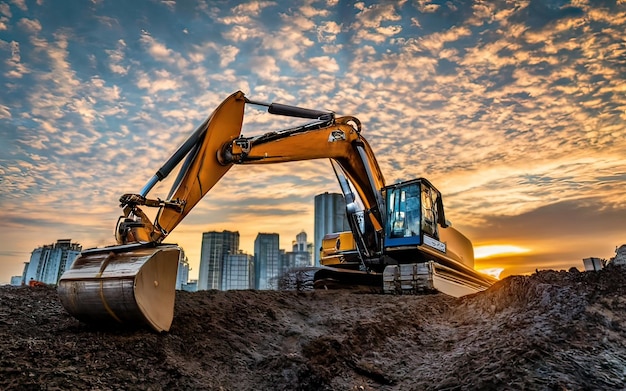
[[59, 91, 389, 331]]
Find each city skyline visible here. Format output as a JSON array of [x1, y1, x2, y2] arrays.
[[10, 228, 314, 288], [1, 1, 625, 284]]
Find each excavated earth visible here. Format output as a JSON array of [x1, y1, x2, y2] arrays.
[[1, 265, 625, 390]]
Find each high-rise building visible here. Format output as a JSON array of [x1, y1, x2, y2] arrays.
[[222, 252, 254, 290], [22, 239, 82, 285], [176, 254, 190, 290], [254, 233, 280, 290], [293, 231, 308, 253], [197, 230, 239, 290], [283, 231, 312, 270], [314, 192, 350, 265]]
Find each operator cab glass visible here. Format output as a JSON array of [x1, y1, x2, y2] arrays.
[[384, 179, 441, 248]]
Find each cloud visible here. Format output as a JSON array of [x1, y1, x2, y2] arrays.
[[68, 96, 98, 124], [218, 1, 331, 71], [255, 18, 315, 67], [160, 0, 175, 11], [300, 3, 330, 18], [135, 69, 181, 94], [190, 42, 239, 68], [349, 2, 403, 44], [354, 1, 402, 28], [0, 104, 10, 119], [95, 15, 119, 29], [219, 1, 277, 24], [222, 24, 264, 41], [415, 25, 472, 53], [88, 77, 122, 103], [27, 31, 80, 102], [415, 1, 439, 13], [139, 30, 181, 65], [17, 17, 41, 33], [106, 39, 128, 75], [232, 1, 276, 16], [249, 55, 279, 80], [217, 45, 239, 68], [29, 118, 56, 135], [10, 0, 27, 11], [0, 3, 10, 30], [308, 55, 339, 73], [317, 20, 341, 43], [0, 3, 11, 18]]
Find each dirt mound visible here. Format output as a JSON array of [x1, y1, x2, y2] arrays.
[[1, 266, 625, 390]]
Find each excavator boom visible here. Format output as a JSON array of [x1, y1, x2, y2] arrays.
[[58, 91, 494, 332]]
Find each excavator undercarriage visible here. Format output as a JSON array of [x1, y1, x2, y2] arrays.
[[58, 91, 495, 332]]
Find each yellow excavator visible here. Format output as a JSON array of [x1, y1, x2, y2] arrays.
[[58, 91, 495, 332]]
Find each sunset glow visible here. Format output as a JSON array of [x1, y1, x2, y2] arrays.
[[474, 245, 531, 259], [476, 268, 505, 280]]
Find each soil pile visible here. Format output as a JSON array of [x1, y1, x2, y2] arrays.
[[1, 265, 625, 390]]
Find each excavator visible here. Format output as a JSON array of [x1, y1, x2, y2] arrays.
[[58, 91, 495, 332]]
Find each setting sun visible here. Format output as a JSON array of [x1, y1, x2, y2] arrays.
[[474, 245, 531, 259]]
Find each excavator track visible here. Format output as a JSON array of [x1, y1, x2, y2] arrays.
[[313, 267, 384, 293]]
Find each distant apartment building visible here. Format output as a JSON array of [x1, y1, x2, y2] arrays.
[[182, 280, 198, 292], [293, 231, 312, 255], [254, 233, 280, 290], [282, 231, 313, 270], [314, 192, 350, 265], [22, 239, 82, 285], [197, 230, 240, 290], [222, 252, 254, 290]]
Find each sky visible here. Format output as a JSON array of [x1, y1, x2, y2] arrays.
[[0, 0, 625, 284]]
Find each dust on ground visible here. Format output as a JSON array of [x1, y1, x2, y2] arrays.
[[1, 265, 625, 390]]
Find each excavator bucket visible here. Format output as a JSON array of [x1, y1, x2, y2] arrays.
[[58, 243, 181, 332]]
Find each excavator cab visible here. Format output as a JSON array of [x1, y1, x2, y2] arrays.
[[383, 179, 447, 253]]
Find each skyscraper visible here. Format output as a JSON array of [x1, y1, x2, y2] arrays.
[[197, 230, 239, 290], [293, 231, 308, 253], [283, 231, 312, 269], [314, 192, 351, 265], [222, 253, 254, 290], [23, 239, 82, 285], [176, 254, 190, 290], [254, 233, 280, 290]]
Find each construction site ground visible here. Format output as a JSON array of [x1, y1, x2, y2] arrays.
[[1, 265, 625, 390]]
